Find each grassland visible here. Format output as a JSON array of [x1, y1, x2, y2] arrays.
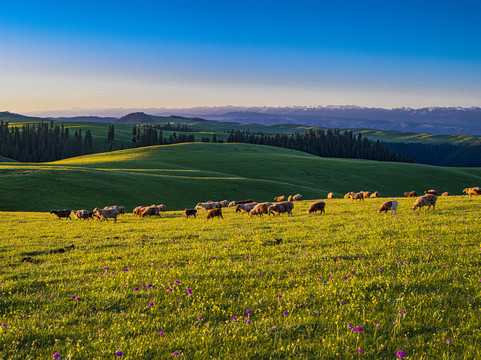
[[1, 143, 481, 212], [1, 195, 480, 359]]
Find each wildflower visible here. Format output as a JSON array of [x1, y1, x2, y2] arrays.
[[398, 311, 404, 316], [246, 320, 251, 324], [446, 339, 452, 344], [52, 354, 60, 359], [278, 295, 282, 299], [159, 331, 164, 336], [348, 323, 353, 329], [134, 287, 139, 291], [246, 309, 252, 315], [283, 311, 289, 316], [98, 330, 103, 335], [232, 316, 238, 321], [352, 326, 363, 332], [173, 351, 179, 356], [49, 297, 54, 300], [358, 348, 363, 354], [148, 301, 154, 307], [71, 296, 76, 300], [396, 350, 406, 358], [187, 289, 192, 295], [37, 291, 41, 294], [340, 302, 344, 306], [116, 351, 123, 357], [147, 284, 152, 288], [198, 316, 203, 321], [376, 323, 381, 328], [393, 322, 399, 326], [2, 323, 7, 327]]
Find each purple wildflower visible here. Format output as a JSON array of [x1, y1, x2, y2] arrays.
[[340, 302, 344, 306], [71, 296, 76, 300], [348, 323, 353, 329], [198, 316, 203, 321], [232, 316, 237, 321], [283, 311, 289, 316], [376, 323, 381, 328], [148, 301, 154, 307], [398, 311, 404, 316], [446, 339, 452, 344], [278, 295, 282, 299], [49, 297, 54, 300], [352, 326, 363, 332], [1, 323, 7, 328], [187, 289, 192, 295], [159, 331, 164, 336], [52, 354, 60, 359], [98, 330, 103, 335], [246, 309, 252, 315], [173, 351, 179, 356], [116, 350, 123, 357], [134, 287, 139, 291], [147, 284, 152, 288], [358, 348, 363, 354], [246, 320, 251, 324], [396, 350, 406, 358]]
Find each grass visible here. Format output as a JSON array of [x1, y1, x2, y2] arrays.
[[1, 143, 481, 212], [0, 195, 480, 359]]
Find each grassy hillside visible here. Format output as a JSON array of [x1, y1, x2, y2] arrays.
[[1, 196, 480, 358], [0, 143, 480, 212]]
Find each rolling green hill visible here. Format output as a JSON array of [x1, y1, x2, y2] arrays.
[[0, 143, 480, 212]]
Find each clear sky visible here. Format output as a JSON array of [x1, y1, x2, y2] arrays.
[[1, 0, 480, 113]]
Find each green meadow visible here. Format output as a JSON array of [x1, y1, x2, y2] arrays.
[[1, 143, 481, 212], [1, 195, 480, 359]]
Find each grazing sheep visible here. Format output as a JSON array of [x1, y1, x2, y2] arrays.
[[307, 201, 326, 215], [442, 192, 449, 196], [141, 205, 161, 217], [370, 192, 379, 198], [361, 191, 371, 199], [349, 192, 364, 201], [327, 192, 334, 199], [292, 194, 303, 201], [344, 192, 354, 199], [104, 206, 125, 215], [287, 195, 293, 202], [219, 200, 230, 208], [413, 194, 438, 212], [378, 200, 399, 214], [249, 202, 273, 217], [235, 202, 258, 214], [228, 201, 237, 207], [184, 209, 197, 218], [93, 207, 119, 222], [235, 199, 253, 205], [50, 209, 72, 220], [274, 196, 287, 202], [463, 187, 481, 196], [195, 202, 217, 211], [88, 211, 96, 220], [404, 191, 417, 197], [425, 189, 438, 195], [206, 208, 223, 219], [268, 201, 294, 217], [73, 210, 89, 220]]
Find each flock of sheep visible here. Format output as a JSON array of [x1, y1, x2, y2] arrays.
[[49, 187, 480, 222]]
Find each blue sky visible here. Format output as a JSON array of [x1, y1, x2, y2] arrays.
[[1, 0, 480, 112]]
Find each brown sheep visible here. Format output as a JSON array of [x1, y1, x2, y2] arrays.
[[195, 202, 217, 210], [327, 192, 334, 199], [249, 202, 273, 217], [287, 195, 294, 202], [378, 200, 398, 214], [292, 194, 303, 201], [73, 210, 89, 220], [184, 209, 197, 218], [93, 207, 119, 223], [413, 194, 437, 212], [206, 208, 223, 219], [404, 191, 417, 197], [307, 201, 325, 215], [104, 206, 125, 215], [424, 189, 438, 195], [463, 187, 481, 196], [235, 199, 253, 205], [274, 196, 287, 202], [50, 209, 72, 220], [361, 191, 371, 199], [350, 192, 364, 201], [133, 206, 147, 216], [442, 192, 449, 196], [370, 192, 379, 198], [268, 201, 294, 217], [235, 202, 258, 214], [344, 192, 354, 199], [228, 201, 237, 207], [141, 205, 160, 218]]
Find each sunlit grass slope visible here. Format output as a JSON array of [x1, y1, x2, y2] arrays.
[[1, 143, 481, 212], [1, 196, 481, 358]]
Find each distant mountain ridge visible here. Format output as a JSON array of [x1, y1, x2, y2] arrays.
[[21, 105, 481, 134]]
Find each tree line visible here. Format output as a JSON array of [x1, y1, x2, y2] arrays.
[[131, 125, 195, 147], [226, 129, 410, 162], [0, 121, 92, 162]]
